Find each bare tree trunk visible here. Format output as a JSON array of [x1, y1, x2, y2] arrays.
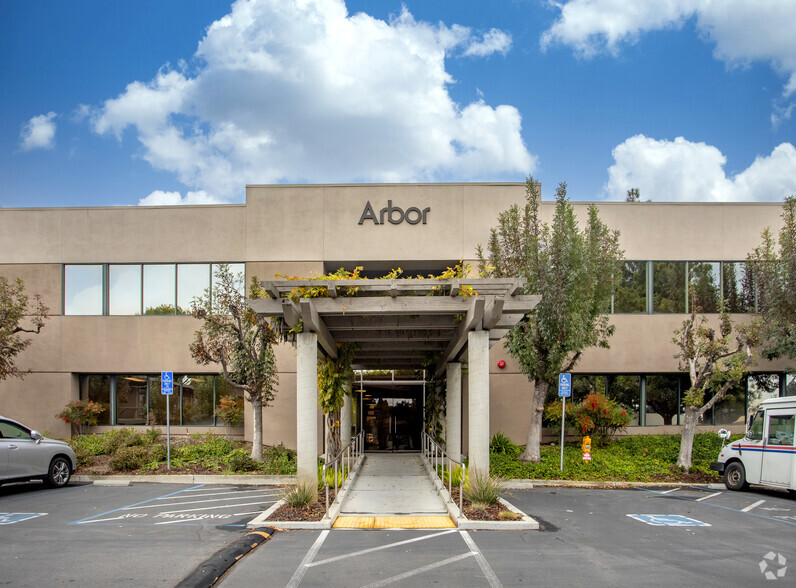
[[519, 379, 549, 462], [250, 394, 263, 462], [326, 409, 341, 460], [676, 405, 703, 471]]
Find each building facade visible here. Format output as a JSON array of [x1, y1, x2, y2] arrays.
[[1, 183, 793, 452]]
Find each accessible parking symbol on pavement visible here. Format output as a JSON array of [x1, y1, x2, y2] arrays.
[[0, 512, 48, 525], [627, 514, 711, 527]]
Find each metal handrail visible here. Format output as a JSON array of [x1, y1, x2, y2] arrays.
[[421, 431, 465, 515], [322, 430, 364, 517]]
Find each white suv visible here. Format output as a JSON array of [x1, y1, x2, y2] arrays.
[[0, 415, 77, 488]]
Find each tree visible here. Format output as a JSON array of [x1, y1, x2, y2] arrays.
[[317, 344, 355, 460], [477, 177, 623, 462], [747, 196, 796, 361], [189, 264, 278, 461], [0, 276, 49, 381], [626, 188, 641, 202], [673, 293, 761, 470]]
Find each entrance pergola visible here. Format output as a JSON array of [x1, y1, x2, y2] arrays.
[[249, 278, 539, 483]]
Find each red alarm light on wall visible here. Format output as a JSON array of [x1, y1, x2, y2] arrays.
[[497, 360, 506, 369]]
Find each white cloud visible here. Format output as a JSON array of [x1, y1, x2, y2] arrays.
[[541, 1, 796, 97], [138, 190, 223, 206], [604, 134, 796, 202], [19, 112, 57, 151], [90, 0, 531, 202], [463, 28, 512, 57]]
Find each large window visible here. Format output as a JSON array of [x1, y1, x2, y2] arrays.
[[606, 375, 640, 426], [64, 265, 104, 315], [613, 261, 646, 313], [652, 262, 686, 313], [722, 262, 754, 313], [645, 375, 680, 425], [688, 262, 720, 313], [79, 374, 240, 427], [65, 263, 244, 315]]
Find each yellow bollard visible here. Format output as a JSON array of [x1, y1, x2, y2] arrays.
[[582, 436, 592, 462]]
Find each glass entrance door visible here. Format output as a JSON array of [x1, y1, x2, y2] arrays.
[[363, 390, 421, 452]]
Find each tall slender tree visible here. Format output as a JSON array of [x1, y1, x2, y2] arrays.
[[190, 264, 278, 461], [0, 276, 48, 381], [747, 196, 796, 361], [478, 177, 622, 462]]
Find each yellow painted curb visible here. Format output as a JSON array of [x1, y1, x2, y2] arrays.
[[333, 516, 455, 529]]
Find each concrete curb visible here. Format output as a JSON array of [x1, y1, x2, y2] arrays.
[[174, 527, 275, 588], [457, 497, 539, 531], [73, 474, 294, 486]]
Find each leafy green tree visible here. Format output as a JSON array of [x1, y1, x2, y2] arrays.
[[477, 177, 623, 462], [189, 264, 278, 461], [747, 196, 796, 360], [0, 276, 48, 381], [673, 294, 762, 470], [316, 344, 355, 459]]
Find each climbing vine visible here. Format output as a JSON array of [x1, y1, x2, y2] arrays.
[[317, 342, 357, 458]]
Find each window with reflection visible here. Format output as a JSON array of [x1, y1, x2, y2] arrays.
[[722, 262, 754, 312], [177, 264, 210, 314], [713, 382, 746, 426], [215, 377, 244, 427], [65, 265, 104, 315], [646, 375, 680, 425], [748, 374, 780, 410], [80, 375, 112, 425], [116, 375, 148, 425], [613, 261, 646, 313], [652, 262, 686, 313], [786, 373, 796, 397], [144, 264, 176, 315], [148, 376, 179, 425], [109, 265, 142, 315], [688, 262, 720, 313], [212, 263, 246, 294], [606, 375, 640, 426], [180, 375, 215, 426], [572, 375, 606, 405]]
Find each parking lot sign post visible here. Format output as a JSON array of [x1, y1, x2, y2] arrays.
[[558, 373, 571, 472], [161, 372, 173, 469]]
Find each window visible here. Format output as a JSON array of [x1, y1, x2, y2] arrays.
[[115, 375, 148, 425], [177, 264, 210, 314], [785, 374, 796, 397], [144, 264, 176, 314], [652, 262, 686, 313], [80, 375, 112, 425], [0, 420, 30, 438], [688, 262, 720, 313], [64, 265, 103, 315], [109, 265, 142, 315], [713, 382, 746, 426], [613, 261, 646, 313], [748, 411, 764, 441], [767, 414, 794, 446], [606, 375, 640, 426], [722, 261, 754, 313], [646, 375, 680, 425], [748, 374, 780, 410], [180, 375, 215, 426]]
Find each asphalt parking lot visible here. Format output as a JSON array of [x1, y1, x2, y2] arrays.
[[223, 484, 795, 587], [1, 482, 794, 587], [0, 481, 279, 586]]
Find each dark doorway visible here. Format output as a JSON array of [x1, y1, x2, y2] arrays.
[[361, 385, 422, 452]]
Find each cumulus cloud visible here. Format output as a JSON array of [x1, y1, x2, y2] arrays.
[[604, 134, 796, 202], [89, 0, 532, 202], [19, 112, 57, 151], [138, 190, 222, 206], [541, 1, 796, 98], [463, 28, 512, 57]]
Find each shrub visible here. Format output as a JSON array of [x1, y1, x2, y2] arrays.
[[490, 432, 521, 457], [176, 434, 236, 461], [149, 443, 167, 462], [281, 482, 317, 508], [545, 392, 631, 446], [215, 395, 244, 427], [225, 449, 259, 472], [143, 428, 161, 444], [69, 434, 105, 456], [101, 428, 146, 454], [261, 444, 297, 475], [109, 446, 151, 471], [464, 472, 504, 509], [57, 400, 105, 436]]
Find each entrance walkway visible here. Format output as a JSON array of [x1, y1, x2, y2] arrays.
[[335, 453, 453, 529]]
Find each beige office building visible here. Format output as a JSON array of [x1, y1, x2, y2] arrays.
[[1, 183, 794, 456]]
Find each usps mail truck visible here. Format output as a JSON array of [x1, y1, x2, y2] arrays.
[[711, 396, 796, 492]]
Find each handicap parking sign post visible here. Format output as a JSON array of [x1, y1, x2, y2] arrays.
[[162, 372, 173, 469], [558, 373, 571, 472]]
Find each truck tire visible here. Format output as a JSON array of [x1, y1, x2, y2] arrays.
[[724, 461, 748, 491]]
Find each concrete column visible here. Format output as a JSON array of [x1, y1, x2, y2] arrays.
[[468, 330, 490, 475], [445, 362, 462, 462], [297, 332, 319, 485], [340, 383, 352, 447]]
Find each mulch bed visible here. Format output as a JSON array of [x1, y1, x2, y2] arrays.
[[450, 488, 516, 521], [270, 490, 336, 521]]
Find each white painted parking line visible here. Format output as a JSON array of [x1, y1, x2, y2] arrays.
[[123, 493, 279, 510], [742, 499, 766, 512], [287, 530, 329, 588], [155, 488, 268, 499], [160, 501, 271, 514], [695, 491, 722, 502], [360, 553, 475, 588], [660, 488, 681, 494], [307, 529, 458, 568], [460, 530, 503, 588]]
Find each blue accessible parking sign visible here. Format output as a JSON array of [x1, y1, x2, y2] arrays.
[[161, 371, 173, 395], [558, 373, 571, 397]]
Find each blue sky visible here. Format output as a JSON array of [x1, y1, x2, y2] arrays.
[[1, 0, 794, 207]]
